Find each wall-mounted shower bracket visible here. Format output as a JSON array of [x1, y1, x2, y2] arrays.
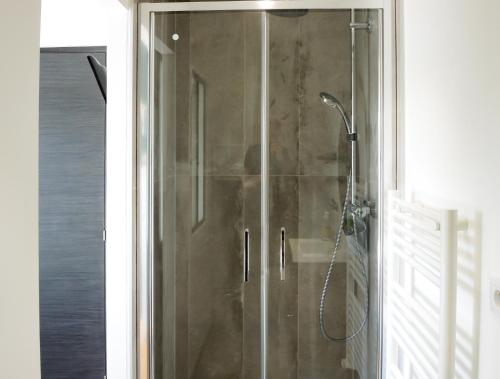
[[349, 19, 372, 32]]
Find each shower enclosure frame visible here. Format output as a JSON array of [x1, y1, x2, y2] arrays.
[[136, 1, 397, 378]]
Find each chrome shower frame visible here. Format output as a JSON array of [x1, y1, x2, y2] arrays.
[[135, 1, 397, 379]]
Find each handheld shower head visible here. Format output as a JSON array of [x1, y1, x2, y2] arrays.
[[319, 92, 353, 136], [319, 92, 341, 108]]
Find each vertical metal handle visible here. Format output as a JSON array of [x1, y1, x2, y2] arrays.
[[280, 227, 285, 281], [244, 229, 250, 282]]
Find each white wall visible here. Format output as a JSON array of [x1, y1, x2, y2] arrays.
[[0, 1, 41, 378], [400, 0, 500, 377], [41, 1, 134, 378]]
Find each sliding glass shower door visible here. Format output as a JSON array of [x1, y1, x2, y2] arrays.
[[266, 11, 353, 378], [265, 9, 381, 378], [138, 3, 382, 379], [141, 10, 264, 379]]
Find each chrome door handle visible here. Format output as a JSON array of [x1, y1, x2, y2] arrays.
[[280, 227, 285, 281], [244, 229, 250, 282]]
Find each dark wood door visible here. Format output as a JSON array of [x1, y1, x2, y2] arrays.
[[39, 47, 106, 379]]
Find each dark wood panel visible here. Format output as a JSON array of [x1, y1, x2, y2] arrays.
[[39, 48, 106, 379]]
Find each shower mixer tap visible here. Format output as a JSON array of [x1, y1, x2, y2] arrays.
[[350, 202, 372, 219]]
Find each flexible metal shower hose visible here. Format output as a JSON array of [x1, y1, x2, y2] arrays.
[[319, 171, 369, 342]]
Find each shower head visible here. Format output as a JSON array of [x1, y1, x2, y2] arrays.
[[319, 92, 342, 109], [319, 92, 353, 137]]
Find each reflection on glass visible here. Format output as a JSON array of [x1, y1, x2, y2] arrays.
[[191, 72, 205, 229]]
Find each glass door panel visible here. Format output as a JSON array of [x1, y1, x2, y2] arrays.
[[350, 10, 381, 378], [140, 5, 382, 379], [151, 11, 262, 378], [267, 9, 381, 379]]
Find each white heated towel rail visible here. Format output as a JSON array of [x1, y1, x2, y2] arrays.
[[386, 191, 465, 379]]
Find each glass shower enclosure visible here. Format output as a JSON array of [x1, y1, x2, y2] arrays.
[[137, 2, 384, 378]]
